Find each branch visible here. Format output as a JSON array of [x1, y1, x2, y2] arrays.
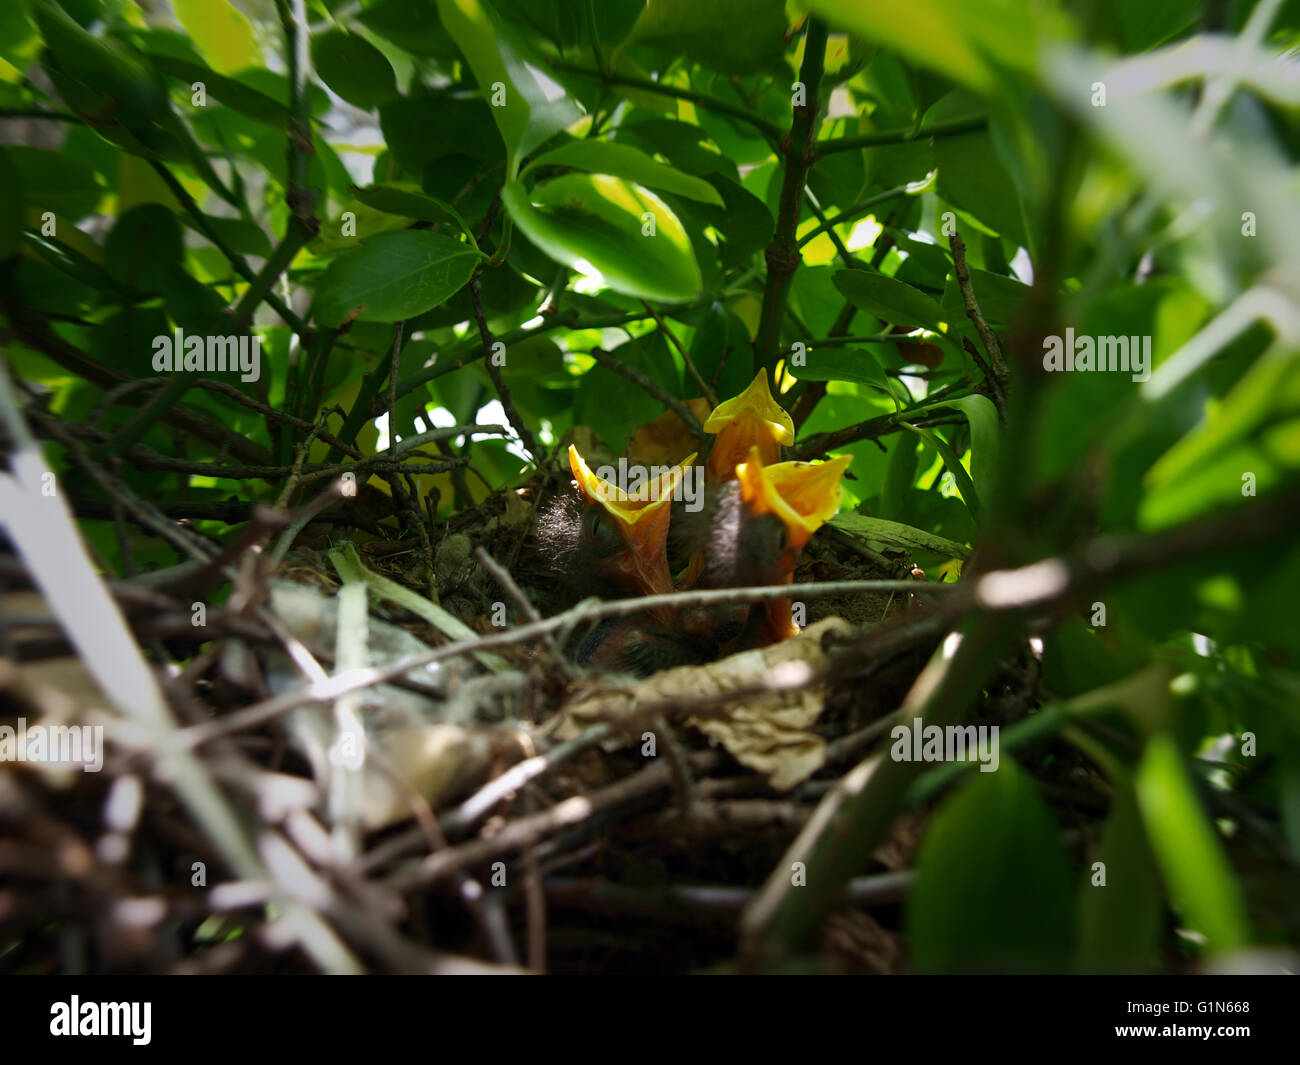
[[755, 17, 829, 377], [816, 114, 986, 157], [548, 60, 783, 142], [470, 275, 541, 464], [949, 231, 1008, 379], [640, 301, 718, 407], [588, 347, 705, 440]]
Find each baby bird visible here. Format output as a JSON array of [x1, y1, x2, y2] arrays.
[[734, 447, 852, 643], [702, 369, 795, 484], [536, 446, 704, 676]]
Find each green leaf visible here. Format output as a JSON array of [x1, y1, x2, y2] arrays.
[[788, 344, 896, 401], [1135, 733, 1251, 954], [359, 0, 459, 58], [524, 140, 724, 205], [7, 146, 104, 220], [1076, 784, 1163, 973], [147, 53, 290, 127], [625, 0, 788, 74], [829, 513, 971, 559], [804, 0, 1047, 92], [181, 214, 272, 258], [105, 204, 183, 293], [934, 110, 1029, 250], [833, 269, 944, 331], [904, 421, 981, 522], [433, 0, 580, 174], [171, 0, 260, 75], [0, 147, 21, 258], [908, 761, 1074, 972], [311, 29, 397, 110], [311, 230, 483, 328], [913, 393, 1000, 505], [349, 183, 477, 245], [501, 174, 702, 303]]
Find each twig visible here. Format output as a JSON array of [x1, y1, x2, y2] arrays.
[[175, 579, 952, 751], [588, 348, 704, 440], [949, 232, 1008, 379], [796, 184, 912, 248], [475, 545, 572, 675], [641, 301, 717, 407], [816, 115, 986, 157], [755, 17, 829, 376], [548, 60, 783, 142], [469, 276, 541, 463], [962, 336, 1007, 422]]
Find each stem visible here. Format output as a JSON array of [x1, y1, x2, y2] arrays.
[[816, 115, 987, 156], [549, 59, 783, 142], [755, 17, 828, 377]]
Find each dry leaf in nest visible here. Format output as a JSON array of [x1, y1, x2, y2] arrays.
[[266, 581, 529, 831], [626, 399, 712, 468], [557, 617, 853, 790]]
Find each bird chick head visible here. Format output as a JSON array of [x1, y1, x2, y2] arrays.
[[735, 447, 851, 575], [567, 444, 696, 598], [703, 370, 795, 483]]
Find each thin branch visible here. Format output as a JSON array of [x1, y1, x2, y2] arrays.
[[588, 348, 705, 440], [641, 301, 717, 407], [756, 17, 829, 377], [174, 577, 953, 752], [816, 115, 987, 157], [549, 60, 783, 142], [796, 183, 912, 248], [948, 231, 1008, 379], [469, 275, 541, 463]]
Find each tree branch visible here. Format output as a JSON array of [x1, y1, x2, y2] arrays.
[[756, 17, 829, 377]]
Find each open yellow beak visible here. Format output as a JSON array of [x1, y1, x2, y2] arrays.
[[704, 370, 795, 482], [734, 447, 850, 644], [735, 448, 850, 558], [567, 445, 697, 596]]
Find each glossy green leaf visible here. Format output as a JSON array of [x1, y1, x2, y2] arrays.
[[311, 230, 483, 327], [0, 147, 21, 257], [1136, 733, 1251, 954], [349, 183, 476, 244], [625, 0, 788, 74], [829, 513, 971, 559], [833, 269, 944, 331], [105, 204, 183, 293], [501, 174, 702, 303], [905, 421, 981, 522], [172, 0, 260, 75], [1076, 784, 1163, 973], [524, 140, 723, 205], [788, 344, 895, 399], [7, 146, 104, 220], [148, 53, 290, 127], [181, 214, 272, 258], [804, 0, 1047, 92], [433, 0, 580, 173], [311, 29, 397, 110], [908, 761, 1074, 972], [922, 393, 1000, 505]]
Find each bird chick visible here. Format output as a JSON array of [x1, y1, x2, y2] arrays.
[[734, 447, 852, 643], [535, 445, 700, 677], [701, 369, 795, 485]]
